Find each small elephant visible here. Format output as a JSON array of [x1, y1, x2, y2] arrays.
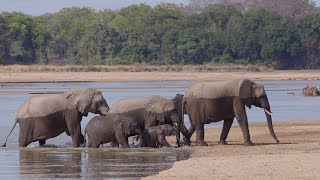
[[182, 78, 279, 146], [85, 113, 143, 148], [2, 88, 110, 147], [109, 95, 188, 147], [139, 124, 177, 148]]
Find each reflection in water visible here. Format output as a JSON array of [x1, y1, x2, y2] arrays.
[[18, 148, 191, 179], [19, 149, 83, 179]]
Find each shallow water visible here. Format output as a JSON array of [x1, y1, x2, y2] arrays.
[[0, 147, 191, 179], [0, 80, 319, 178]]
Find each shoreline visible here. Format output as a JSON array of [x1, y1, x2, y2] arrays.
[[0, 70, 320, 83], [145, 120, 320, 179]]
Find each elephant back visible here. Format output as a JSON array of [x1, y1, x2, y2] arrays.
[[185, 79, 250, 99], [109, 98, 146, 113], [16, 94, 67, 119], [146, 95, 174, 113]]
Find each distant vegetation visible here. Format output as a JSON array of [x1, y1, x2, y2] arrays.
[[0, 0, 319, 69]]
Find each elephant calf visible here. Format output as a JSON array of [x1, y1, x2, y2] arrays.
[[85, 114, 143, 148], [139, 124, 177, 148]]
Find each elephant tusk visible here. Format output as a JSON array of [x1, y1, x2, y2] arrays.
[[264, 109, 272, 116], [173, 123, 178, 126]]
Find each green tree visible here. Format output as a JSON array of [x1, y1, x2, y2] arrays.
[[225, 10, 301, 68], [298, 10, 320, 68], [0, 15, 10, 63], [1, 12, 36, 63]]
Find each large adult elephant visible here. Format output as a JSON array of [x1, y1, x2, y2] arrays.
[[109, 94, 187, 147], [182, 78, 279, 146], [2, 88, 110, 147]]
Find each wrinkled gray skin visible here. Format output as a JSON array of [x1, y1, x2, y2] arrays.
[[109, 95, 186, 147], [85, 114, 143, 148], [139, 124, 177, 148], [182, 79, 279, 146], [2, 88, 109, 148]]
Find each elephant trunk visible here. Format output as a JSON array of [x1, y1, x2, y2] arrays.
[[173, 122, 181, 147], [264, 108, 279, 143], [99, 106, 109, 116]]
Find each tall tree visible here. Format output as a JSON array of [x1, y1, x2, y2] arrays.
[[298, 10, 320, 68]]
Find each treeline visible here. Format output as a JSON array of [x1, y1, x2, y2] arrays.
[[0, 2, 319, 69]]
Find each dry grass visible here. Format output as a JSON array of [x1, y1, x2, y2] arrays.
[[0, 64, 269, 73], [302, 84, 320, 96]]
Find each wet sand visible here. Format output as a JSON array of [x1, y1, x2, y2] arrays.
[[145, 120, 320, 179], [0, 70, 320, 83]]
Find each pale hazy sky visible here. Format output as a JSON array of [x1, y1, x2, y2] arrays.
[[0, 0, 189, 16], [0, 0, 319, 16]]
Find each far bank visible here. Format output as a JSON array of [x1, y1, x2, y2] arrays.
[[0, 65, 319, 83]]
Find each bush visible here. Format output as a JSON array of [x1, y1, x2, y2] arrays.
[[302, 85, 320, 96]]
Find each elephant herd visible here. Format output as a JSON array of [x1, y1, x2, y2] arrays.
[[1, 78, 280, 148]]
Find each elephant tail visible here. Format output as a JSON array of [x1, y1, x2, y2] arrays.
[[2, 119, 18, 147]]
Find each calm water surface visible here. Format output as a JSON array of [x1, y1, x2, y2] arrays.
[[0, 80, 319, 178]]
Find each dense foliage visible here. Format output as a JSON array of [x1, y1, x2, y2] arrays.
[[0, 3, 319, 69]]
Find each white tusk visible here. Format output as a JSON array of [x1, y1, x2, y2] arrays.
[[173, 123, 178, 126], [264, 109, 272, 116]]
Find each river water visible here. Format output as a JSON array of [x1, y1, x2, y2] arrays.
[[0, 80, 319, 178]]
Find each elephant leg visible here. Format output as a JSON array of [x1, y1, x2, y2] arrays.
[[88, 141, 100, 148], [158, 135, 171, 147], [182, 124, 195, 146], [115, 132, 130, 148], [233, 99, 253, 146], [65, 110, 83, 148], [19, 133, 31, 147], [195, 125, 208, 146], [19, 122, 33, 147], [39, 140, 46, 146], [111, 139, 119, 148], [218, 119, 234, 145], [118, 139, 129, 148]]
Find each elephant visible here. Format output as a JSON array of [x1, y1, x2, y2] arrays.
[[85, 113, 143, 148], [2, 88, 110, 148], [138, 124, 177, 148], [181, 78, 279, 146], [109, 94, 188, 147]]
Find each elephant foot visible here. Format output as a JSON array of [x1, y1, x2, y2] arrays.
[[197, 140, 208, 146], [244, 140, 254, 146], [218, 140, 228, 145], [181, 137, 191, 146]]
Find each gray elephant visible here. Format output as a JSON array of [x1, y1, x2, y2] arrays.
[[2, 88, 110, 147], [138, 124, 176, 148], [182, 78, 279, 146], [85, 113, 143, 148], [109, 94, 187, 147]]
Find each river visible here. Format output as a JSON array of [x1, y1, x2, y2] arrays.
[[0, 80, 319, 178]]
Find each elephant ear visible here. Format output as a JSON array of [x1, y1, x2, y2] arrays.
[[146, 96, 174, 123], [171, 93, 184, 111], [239, 79, 256, 108], [254, 84, 265, 97], [65, 88, 96, 116]]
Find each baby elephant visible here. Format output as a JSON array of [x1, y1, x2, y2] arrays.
[[139, 124, 177, 148], [85, 114, 143, 148]]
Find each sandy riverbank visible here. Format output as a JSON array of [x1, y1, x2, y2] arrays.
[[144, 120, 320, 179], [0, 65, 319, 82], [0, 70, 319, 83]]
